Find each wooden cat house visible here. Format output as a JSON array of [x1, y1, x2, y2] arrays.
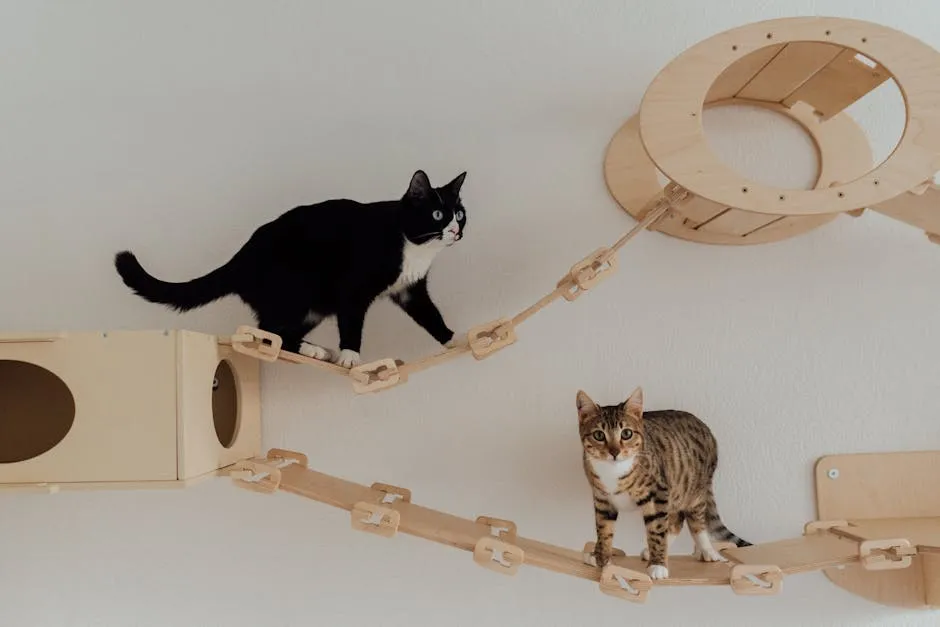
[[0, 329, 261, 490]]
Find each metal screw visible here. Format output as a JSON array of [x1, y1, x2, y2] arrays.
[[828, 468, 840, 479]]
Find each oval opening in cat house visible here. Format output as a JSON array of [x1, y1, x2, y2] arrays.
[[0, 360, 76, 463], [212, 360, 240, 449]]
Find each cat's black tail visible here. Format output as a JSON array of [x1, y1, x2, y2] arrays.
[[114, 251, 236, 313], [705, 490, 752, 547]]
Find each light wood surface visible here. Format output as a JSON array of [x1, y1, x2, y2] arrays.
[[723, 533, 860, 574], [605, 98, 871, 245], [639, 16, 940, 216], [223, 448, 940, 603], [815, 451, 940, 608], [0, 330, 261, 489]]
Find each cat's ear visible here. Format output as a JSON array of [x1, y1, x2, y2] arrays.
[[624, 387, 644, 419], [442, 171, 467, 196], [576, 390, 599, 423], [405, 170, 432, 201]]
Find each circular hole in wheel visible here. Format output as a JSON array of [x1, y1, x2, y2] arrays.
[[0, 361, 75, 463], [212, 360, 240, 449]]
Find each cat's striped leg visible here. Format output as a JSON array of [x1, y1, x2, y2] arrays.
[[592, 496, 618, 568], [641, 511, 683, 561], [642, 503, 672, 579], [687, 501, 727, 563]]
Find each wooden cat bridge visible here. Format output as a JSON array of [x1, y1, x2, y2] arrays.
[[223, 16, 940, 395], [228, 448, 940, 608], [1, 15, 938, 612]]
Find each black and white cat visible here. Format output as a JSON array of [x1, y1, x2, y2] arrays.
[[114, 170, 467, 368]]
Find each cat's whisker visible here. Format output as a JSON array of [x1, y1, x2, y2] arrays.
[[411, 231, 443, 244]]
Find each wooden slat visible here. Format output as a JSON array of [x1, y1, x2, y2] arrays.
[[834, 518, 940, 552], [672, 195, 728, 227], [697, 209, 781, 236], [723, 533, 860, 574], [783, 48, 891, 120], [737, 42, 842, 103], [705, 45, 785, 103]]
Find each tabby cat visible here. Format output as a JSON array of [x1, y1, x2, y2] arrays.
[[115, 170, 467, 368], [576, 387, 751, 580]]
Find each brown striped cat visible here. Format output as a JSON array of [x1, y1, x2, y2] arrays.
[[576, 387, 751, 580]]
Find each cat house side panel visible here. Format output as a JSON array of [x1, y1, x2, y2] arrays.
[[176, 331, 261, 480], [0, 330, 179, 485]]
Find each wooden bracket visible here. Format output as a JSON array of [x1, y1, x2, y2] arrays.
[[370, 482, 412, 504], [229, 325, 282, 362], [803, 519, 850, 535], [351, 502, 401, 538], [598, 565, 653, 603], [581, 541, 627, 566], [859, 539, 916, 571], [475, 516, 518, 543], [558, 248, 618, 302], [266, 448, 309, 469], [467, 318, 517, 360], [228, 460, 282, 494], [472, 536, 524, 575], [730, 564, 784, 596], [349, 358, 405, 394]]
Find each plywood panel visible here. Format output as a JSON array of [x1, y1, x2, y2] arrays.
[[783, 48, 891, 120], [0, 331, 179, 483], [177, 333, 261, 480], [815, 451, 940, 608], [835, 518, 940, 551], [697, 209, 780, 236], [816, 451, 940, 520], [738, 42, 842, 103], [705, 45, 785, 103], [723, 533, 859, 574]]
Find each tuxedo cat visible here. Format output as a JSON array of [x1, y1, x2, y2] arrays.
[[114, 169, 467, 368]]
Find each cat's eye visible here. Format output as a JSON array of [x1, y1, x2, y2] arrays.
[[621, 428, 633, 440], [591, 430, 605, 442], [456, 210, 465, 220], [432, 209, 444, 221]]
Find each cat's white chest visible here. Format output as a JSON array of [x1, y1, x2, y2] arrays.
[[590, 457, 638, 512], [389, 239, 442, 293]]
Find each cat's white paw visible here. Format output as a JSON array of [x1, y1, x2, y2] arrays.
[[647, 564, 669, 580], [298, 342, 332, 361], [693, 547, 727, 563], [335, 349, 361, 369]]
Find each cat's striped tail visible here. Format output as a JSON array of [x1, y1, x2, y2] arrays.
[[114, 251, 236, 313], [705, 490, 752, 547]]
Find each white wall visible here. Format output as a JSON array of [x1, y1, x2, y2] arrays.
[[1, 1, 939, 625]]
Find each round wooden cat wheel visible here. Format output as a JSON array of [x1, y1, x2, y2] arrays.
[[604, 16, 940, 246]]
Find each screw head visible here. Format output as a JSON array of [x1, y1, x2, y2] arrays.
[[827, 468, 840, 479]]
